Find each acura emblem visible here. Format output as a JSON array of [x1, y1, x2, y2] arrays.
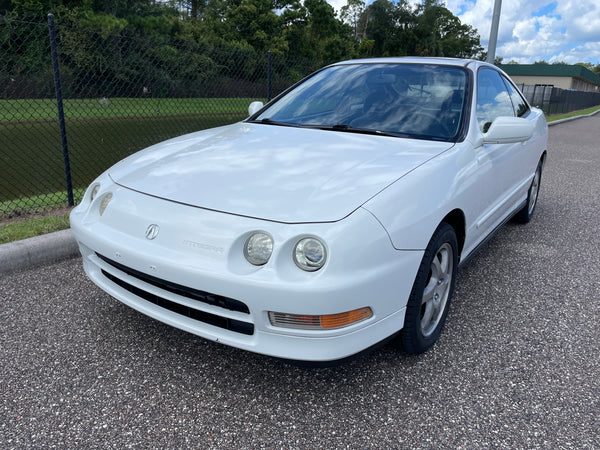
[[145, 224, 160, 240]]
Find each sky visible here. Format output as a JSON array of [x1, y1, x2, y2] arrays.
[[328, 0, 600, 65]]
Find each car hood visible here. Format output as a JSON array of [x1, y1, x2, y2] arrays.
[[109, 122, 454, 223]]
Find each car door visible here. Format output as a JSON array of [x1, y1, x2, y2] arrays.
[[471, 68, 527, 238]]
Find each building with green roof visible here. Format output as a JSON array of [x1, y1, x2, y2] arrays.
[[499, 64, 600, 93]]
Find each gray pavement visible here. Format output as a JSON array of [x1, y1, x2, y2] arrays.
[[1, 116, 599, 447]]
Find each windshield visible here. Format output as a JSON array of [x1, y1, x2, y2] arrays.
[[252, 63, 469, 141]]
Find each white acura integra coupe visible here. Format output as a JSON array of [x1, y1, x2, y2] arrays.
[[70, 57, 548, 363]]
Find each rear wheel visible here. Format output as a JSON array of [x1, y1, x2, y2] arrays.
[[399, 222, 458, 354]]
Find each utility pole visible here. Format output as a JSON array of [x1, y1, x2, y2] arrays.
[[486, 0, 502, 64]]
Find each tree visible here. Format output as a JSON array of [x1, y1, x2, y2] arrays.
[[413, 0, 482, 58], [302, 0, 356, 62], [280, 0, 309, 56], [360, 0, 413, 56], [304, 0, 337, 41], [576, 62, 600, 76], [223, 0, 287, 53], [356, 0, 481, 58], [340, 0, 364, 40]]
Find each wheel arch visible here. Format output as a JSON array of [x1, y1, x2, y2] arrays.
[[440, 209, 466, 260], [541, 150, 548, 167]]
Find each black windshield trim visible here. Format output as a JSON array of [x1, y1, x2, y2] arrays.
[[247, 121, 453, 142]]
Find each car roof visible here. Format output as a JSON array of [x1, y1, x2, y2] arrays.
[[330, 57, 491, 71]]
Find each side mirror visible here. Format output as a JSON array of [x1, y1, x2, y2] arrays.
[[248, 101, 264, 117], [483, 116, 535, 144]]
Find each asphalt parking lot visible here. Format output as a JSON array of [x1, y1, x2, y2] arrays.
[[1, 116, 599, 448]]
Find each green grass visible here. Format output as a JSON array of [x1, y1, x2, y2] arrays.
[[0, 214, 71, 244], [0, 97, 263, 122], [547, 105, 600, 122], [0, 189, 86, 217], [0, 96, 252, 213], [0, 110, 248, 209]]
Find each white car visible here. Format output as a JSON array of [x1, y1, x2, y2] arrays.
[[70, 57, 548, 364]]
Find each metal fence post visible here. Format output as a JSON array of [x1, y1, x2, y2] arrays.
[[267, 50, 272, 102], [47, 13, 74, 207]]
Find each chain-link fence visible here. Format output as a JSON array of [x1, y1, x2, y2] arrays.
[[1, 14, 320, 217], [517, 84, 600, 116], [4, 15, 600, 218]]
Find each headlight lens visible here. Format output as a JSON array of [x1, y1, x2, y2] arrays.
[[244, 232, 273, 266], [293, 237, 327, 271]]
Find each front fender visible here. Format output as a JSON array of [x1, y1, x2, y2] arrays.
[[361, 143, 472, 251]]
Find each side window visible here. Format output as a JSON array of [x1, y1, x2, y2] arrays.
[[476, 69, 515, 133], [502, 76, 530, 117]]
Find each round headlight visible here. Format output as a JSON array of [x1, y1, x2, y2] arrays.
[[294, 237, 327, 271], [244, 232, 273, 266]]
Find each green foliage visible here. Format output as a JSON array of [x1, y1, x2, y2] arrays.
[[2, 0, 597, 72], [575, 62, 600, 75], [357, 0, 482, 59], [340, 0, 364, 40], [223, 0, 285, 52], [2, 0, 487, 85]]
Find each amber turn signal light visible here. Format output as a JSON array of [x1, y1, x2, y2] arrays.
[[268, 307, 373, 330]]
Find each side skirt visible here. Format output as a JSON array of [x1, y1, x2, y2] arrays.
[[458, 198, 527, 268]]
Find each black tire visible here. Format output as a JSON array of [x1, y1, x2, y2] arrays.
[[513, 160, 543, 224], [398, 222, 458, 355]]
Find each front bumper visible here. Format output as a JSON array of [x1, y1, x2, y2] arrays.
[[71, 179, 423, 361]]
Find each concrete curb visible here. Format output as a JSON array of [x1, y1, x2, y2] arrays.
[[548, 108, 600, 126], [0, 228, 79, 276]]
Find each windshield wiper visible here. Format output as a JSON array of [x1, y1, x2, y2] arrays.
[[307, 123, 408, 138], [249, 120, 438, 140], [248, 117, 300, 128]]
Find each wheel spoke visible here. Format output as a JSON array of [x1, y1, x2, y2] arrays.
[[421, 302, 434, 328], [438, 247, 450, 274], [431, 256, 442, 280], [438, 279, 450, 300], [422, 281, 436, 303]]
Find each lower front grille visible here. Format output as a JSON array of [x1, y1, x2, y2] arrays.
[[97, 253, 249, 314], [97, 255, 254, 336]]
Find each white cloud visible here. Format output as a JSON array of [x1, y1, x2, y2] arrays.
[[556, 0, 600, 42], [512, 18, 537, 42], [327, 0, 600, 64], [451, 0, 600, 63], [550, 42, 600, 64]]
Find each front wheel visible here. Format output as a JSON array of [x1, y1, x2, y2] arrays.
[[398, 222, 458, 355], [513, 160, 543, 224]]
